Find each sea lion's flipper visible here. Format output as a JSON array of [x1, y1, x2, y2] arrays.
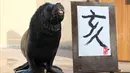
[[52, 65, 63, 71], [47, 65, 64, 73], [14, 62, 29, 71]]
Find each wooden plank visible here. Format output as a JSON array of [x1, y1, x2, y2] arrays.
[[71, 2, 118, 72], [100, 0, 130, 61], [127, 2, 130, 61], [115, 0, 130, 61]]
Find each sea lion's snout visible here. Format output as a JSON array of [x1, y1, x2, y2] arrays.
[[53, 3, 64, 16], [57, 9, 64, 16], [48, 2, 64, 23]]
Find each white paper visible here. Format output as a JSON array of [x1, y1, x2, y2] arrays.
[[77, 6, 111, 56]]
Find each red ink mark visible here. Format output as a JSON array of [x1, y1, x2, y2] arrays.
[[103, 46, 109, 55]]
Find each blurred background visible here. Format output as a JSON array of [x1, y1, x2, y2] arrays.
[[0, 0, 130, 73]]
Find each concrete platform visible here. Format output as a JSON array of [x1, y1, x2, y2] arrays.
[[0, 48, 130, 73]]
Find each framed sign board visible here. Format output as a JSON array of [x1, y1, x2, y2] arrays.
[[71, 2, 118, 72]]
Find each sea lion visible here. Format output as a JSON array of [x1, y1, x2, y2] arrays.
[[14, 2, 64, 73]]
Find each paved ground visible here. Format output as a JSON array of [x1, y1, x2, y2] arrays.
[[0, 48, 130, 73], [0, 48, 73, 73]]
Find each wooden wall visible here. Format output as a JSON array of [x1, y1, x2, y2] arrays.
[[100, 0, 130, 61]]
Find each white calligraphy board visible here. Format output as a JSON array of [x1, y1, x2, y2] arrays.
[[77, 6, 111, 56]]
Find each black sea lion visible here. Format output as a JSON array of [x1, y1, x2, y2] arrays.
[[14, 2, 64, 73]]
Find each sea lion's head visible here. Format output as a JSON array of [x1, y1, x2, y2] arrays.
[[39, 3, 64, 24], [31, 2, 64, 32]]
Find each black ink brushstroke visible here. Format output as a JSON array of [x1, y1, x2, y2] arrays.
[[82, 10, 106, 38], [96, 35, 106, 47], [82, 10, 109, 49], [86, 27, 103, 45], [83, 22, 99, 38], [82, 10, 106, 19]]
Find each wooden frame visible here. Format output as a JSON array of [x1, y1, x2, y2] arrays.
[[71, 2, 118, 73], [126, 0, 130, 4]]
